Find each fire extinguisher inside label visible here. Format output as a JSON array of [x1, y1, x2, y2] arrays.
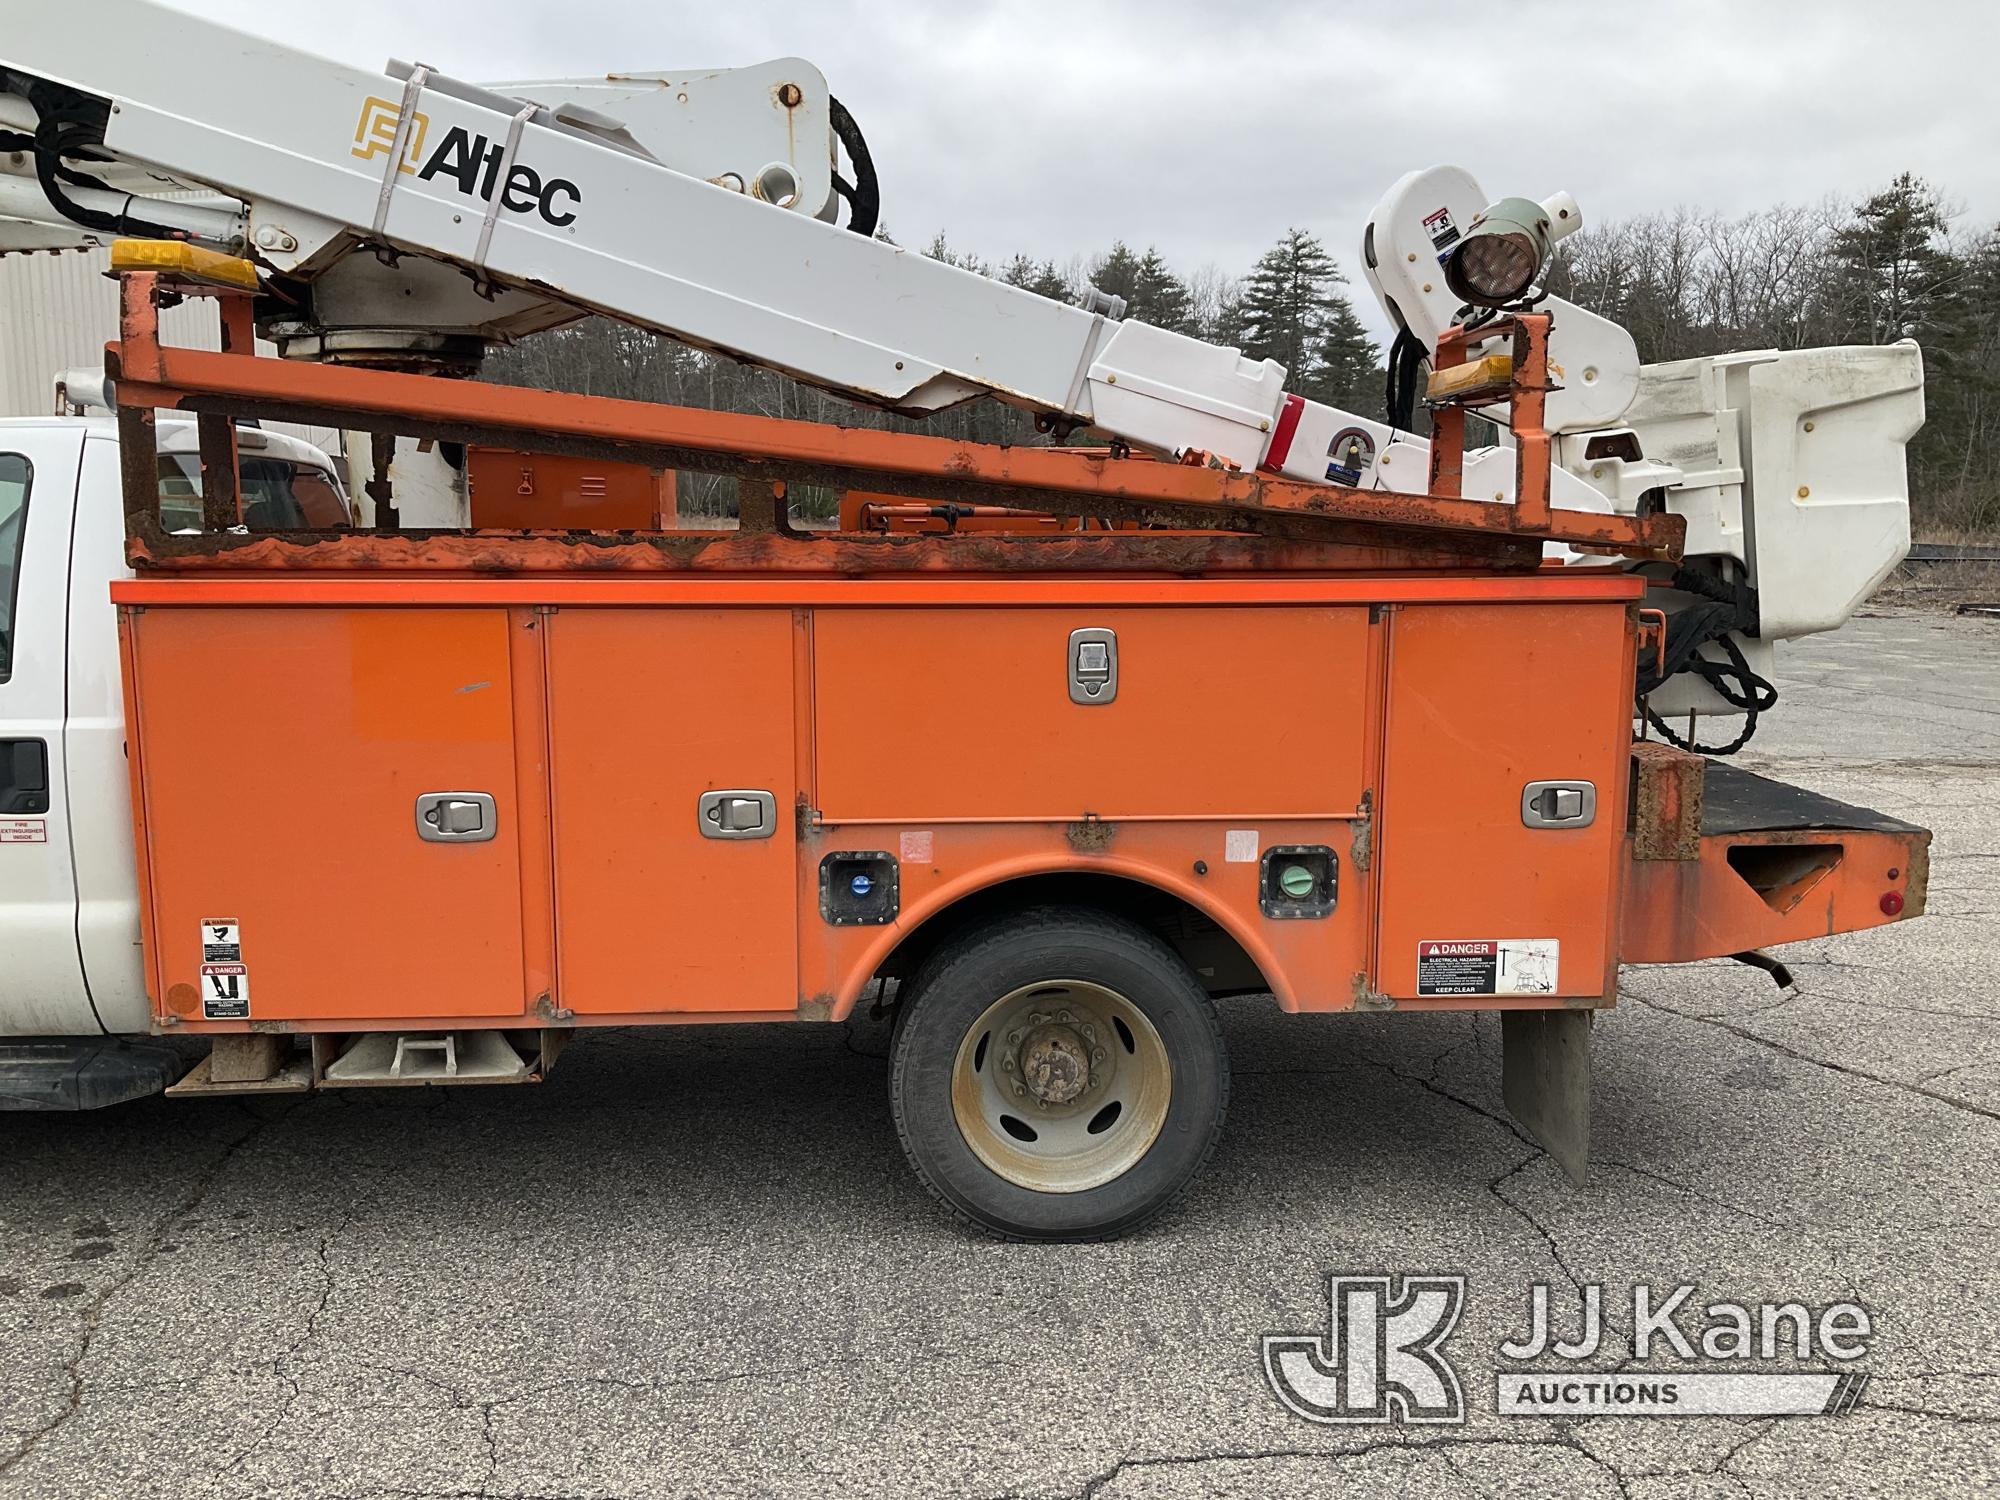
[[1416, 939, 1559, 996]]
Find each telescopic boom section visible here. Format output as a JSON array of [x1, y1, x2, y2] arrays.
[[7, 1, 1679, 561], [9, 3, 1293, 452]]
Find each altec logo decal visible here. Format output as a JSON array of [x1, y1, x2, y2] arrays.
[[352, 96, 429, 173], [352, 99, 582, 227]]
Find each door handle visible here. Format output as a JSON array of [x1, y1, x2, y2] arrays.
[[1521, 780, 1596, 829], [0, 739, 48, 815], [698, 789, 776, 840], [415, 791, 497, 843]]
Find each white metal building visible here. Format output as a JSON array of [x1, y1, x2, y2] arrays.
[[0, 245, 343, 455]]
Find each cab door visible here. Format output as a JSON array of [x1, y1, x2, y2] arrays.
[[0, 430, 99, 1035]]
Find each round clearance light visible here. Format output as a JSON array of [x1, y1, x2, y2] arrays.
[[1880, 890, 1904, 916], [1279, 864, 1317, 900]]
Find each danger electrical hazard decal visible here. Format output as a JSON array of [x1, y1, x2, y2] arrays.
[[201, 966, 250, 1019], [199, 919, 249, 1019], [1417, 939, 1559, 997]]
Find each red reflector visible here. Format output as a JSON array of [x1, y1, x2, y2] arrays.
[[1259, 393, 1306, 474], [1880, 890, 1904, 916]]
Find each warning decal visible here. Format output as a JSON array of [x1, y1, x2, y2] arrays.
[[200, 918, 241, 963], [1417, 939, 1559, 997], [1, 818, 47, 844], [1421, 205, 1461, 259], [200, 963, 250, 1020]]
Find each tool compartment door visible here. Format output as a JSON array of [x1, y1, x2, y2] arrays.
[[813, 606, 1371, 818], [1374, 602, 1632, 1001], [128, 607, 526, 1022], [545, 608, 797, 1014]]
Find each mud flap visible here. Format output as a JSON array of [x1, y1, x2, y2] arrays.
[[1502, 1010, 1591, 1187]]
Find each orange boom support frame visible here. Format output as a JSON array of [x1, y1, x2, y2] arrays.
[[102, 269, 1927, 1211]]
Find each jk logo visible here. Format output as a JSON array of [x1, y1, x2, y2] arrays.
[[1263, 1274, 1466, 1424], [352, 96, 429, 173]]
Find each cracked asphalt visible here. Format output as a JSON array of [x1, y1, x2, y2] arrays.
[[2, 605, 1997, 1499]]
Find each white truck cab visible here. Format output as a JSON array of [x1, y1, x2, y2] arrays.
[[0, 415, 346, 1075]]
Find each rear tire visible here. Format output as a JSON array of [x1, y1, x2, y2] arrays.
[[890, 908, 1227, 1241]]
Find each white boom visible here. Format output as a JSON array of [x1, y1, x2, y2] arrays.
[[0, 0, 1923, 736]]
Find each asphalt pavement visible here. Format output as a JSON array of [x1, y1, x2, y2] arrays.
[[1, 605, 1995, 1499]]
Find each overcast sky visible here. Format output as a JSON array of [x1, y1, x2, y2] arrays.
[[176, 0, 1998, 339]]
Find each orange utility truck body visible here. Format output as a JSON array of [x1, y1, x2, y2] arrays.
[[117, 574, 1641, 1031], [92, 269, 1928, 1221]]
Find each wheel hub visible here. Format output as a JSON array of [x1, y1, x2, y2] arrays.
[[951, 981, 1173, 1194], [1018, 1022, 1091, 1105]]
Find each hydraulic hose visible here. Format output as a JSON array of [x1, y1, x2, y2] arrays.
[[1, 76, 184, 241], [828, 95, 879, 237]]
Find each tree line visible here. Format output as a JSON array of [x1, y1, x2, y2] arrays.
[[1548, 175, 1997, 536], [486, 174, 1996, 534]]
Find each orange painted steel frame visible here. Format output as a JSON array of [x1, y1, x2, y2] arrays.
[[115, 572, 1645, 1034], [104, 274, 1683, 570], [1429, 313, 1554, 532], [1621, 829, 1924, 963]]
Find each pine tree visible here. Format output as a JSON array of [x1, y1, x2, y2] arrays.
[[1090, 242, 1142, 306], [924, 232, 989, 277], [1001, 254, 1074, 305], [1304, 294, 1379, 411], [999, 253, 1039, 288], [1236, 228, 1376, 400], [1914, 222, 2000, 521], [1828, 174, 1959, 343], [1237, 227, 1343, 377], [1026, 262, 1072, 303], [1128, 247, 1194, 333], [1207, 287, 1248, 348]]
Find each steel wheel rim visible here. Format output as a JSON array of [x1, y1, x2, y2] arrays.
[[949, 979, 1172, 1194]]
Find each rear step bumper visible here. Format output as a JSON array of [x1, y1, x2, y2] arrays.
[[1620, 749, 1930, 965], [164, 1028, 568, 1097]]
